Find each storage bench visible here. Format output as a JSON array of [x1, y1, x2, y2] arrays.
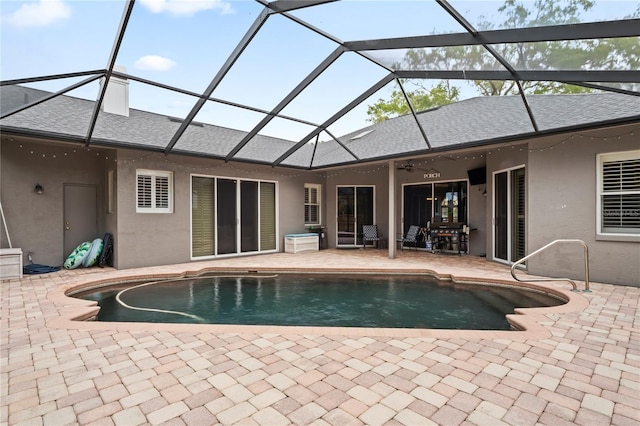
[[284, 233, 319, 253], [0, 248, 23, 280]]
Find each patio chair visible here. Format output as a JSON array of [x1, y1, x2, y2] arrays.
[[362, 224, 380, 249], [401, 225, 421, 250]]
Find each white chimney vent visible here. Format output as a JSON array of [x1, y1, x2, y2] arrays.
[[100, 64, 129, 117]]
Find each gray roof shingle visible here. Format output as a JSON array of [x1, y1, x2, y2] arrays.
[[2, 85, 638, 168]]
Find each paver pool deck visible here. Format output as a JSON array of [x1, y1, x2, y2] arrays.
[[2, 249, 639, 425]]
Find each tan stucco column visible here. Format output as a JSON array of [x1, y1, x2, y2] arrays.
[[388, 160, 396, 259]]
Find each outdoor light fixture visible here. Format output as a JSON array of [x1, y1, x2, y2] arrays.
[[34, 184, 44, 194]]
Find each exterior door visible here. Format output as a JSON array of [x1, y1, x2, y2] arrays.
[[63, 184, 97, 258], [337, 186, 374, 247], [191, 176, 277, 258], [493, 167, 525, 263], [217, 178, 237, 255]]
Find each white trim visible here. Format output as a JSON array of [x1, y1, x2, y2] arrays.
[[304, 183, 322, 226], [135, 169, 173, 214], [491, 164, 525, 264], [189, 173, 279, 260], [596, 149, 640, 239]]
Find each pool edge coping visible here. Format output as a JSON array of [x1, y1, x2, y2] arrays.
[[46, 266, 591, 341]]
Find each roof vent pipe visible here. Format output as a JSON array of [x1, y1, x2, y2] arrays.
[[100, 64, 129, 117]]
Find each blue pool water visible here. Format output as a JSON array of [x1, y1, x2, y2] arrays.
[[75, 274, 565, 330]]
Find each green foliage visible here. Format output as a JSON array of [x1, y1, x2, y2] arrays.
[[367, 0, 639, 123], [367, 81, 460, 123]]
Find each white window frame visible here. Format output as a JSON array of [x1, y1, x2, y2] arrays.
[[136, 169, 173, 213], [596, 150, 640, 240], [304, 183, 321, 226]]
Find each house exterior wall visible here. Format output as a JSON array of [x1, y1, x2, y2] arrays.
[[2, 125, 637, 285], [527, 125, 639, 286], [395, 157, 488, 256], [324, 158, 488, 254], [113, 149, 321, 269], [0, 138, 110, 266], [325, 164, 390, 248]]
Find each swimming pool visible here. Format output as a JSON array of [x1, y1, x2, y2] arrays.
[[73, 274, 565, 331]]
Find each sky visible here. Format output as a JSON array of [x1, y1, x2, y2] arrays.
[[1, 0, 638, 142]]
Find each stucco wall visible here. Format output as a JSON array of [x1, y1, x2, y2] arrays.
[[0, 138, 110, 266], [323, 158, 488, 254], [325, 163, 390, 248], [396, 157, 488, 256], [113, 150, 324, 269], [527, 125, 639, 286]]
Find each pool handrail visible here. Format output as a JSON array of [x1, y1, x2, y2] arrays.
[[510, 239, 590, 292]]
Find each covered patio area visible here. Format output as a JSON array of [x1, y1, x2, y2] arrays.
[[2, 250, 638, 425]]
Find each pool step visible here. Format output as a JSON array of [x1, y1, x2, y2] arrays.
[[472, 289, 516, 314]]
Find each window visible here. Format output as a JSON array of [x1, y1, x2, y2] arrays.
[[136, 169, 173, 213], [305, 184, 321, 225], [107, 170, 114, 214], [597, 150, 640, 236]]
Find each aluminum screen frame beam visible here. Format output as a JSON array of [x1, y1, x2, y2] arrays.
[[85, 0, 134, 147], [436, 0, 539, 132], [345, 19, 640, 51], [1, 74, 103, 120], [395, 70, 640, 83], [110, 70, 323, 127], [273, 73, 396, 167], [0, 70, 106, 87], [265, 0, 339, 13], [164, 7, 271, 155], [396, 79, 432, 150], [224, 46, 346, 162]]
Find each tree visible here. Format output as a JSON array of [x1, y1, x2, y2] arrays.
[[367, 81, 460, 123], [368, 0, 639, 122]]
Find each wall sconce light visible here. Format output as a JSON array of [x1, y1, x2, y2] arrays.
[[34, 183, 44, 194]]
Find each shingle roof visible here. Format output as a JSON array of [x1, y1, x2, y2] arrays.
[[1, 85, 638, 169]]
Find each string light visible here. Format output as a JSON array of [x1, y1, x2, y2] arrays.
[[7, 125, 638, 176], [528, 127, 638, 153]]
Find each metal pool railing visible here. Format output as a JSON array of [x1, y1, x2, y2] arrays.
[[510, 239, 590, 292]]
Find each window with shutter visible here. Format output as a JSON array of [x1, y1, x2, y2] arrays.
[[598, 151, 640, 235], [260, 182, 276, 250], [304, 184, 321, 225], [136, 170, 173, 213]]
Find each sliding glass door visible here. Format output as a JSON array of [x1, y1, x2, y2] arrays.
[[191, 176, 277, 258], [402, 181, 468, 235], [337, 186, 374, 247], [217, 178, 237, 255], [493, 167, 526, 263], [192, 177, 215, 257]]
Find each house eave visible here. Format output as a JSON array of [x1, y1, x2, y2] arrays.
[[2, 113, 639, 171]]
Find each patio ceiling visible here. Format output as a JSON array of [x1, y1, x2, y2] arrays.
[[1, 0, 639, 169]]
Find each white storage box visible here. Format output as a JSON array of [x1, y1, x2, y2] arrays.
[[284, 233, 319, 253], [0, 248, 23, 280]]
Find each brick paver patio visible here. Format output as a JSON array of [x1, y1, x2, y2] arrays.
[[2, 249, 638, 425]]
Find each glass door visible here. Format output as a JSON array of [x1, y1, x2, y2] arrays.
[[337, 186, 374, 247], [493, 167, 525, 263], [217, 178, 237, 255], [241, 181, 259, 253], [402, 184, 432, 236], [192, 176, 277, 258]]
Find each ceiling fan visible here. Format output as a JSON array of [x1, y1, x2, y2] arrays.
[[396, 160, 423, 172]]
